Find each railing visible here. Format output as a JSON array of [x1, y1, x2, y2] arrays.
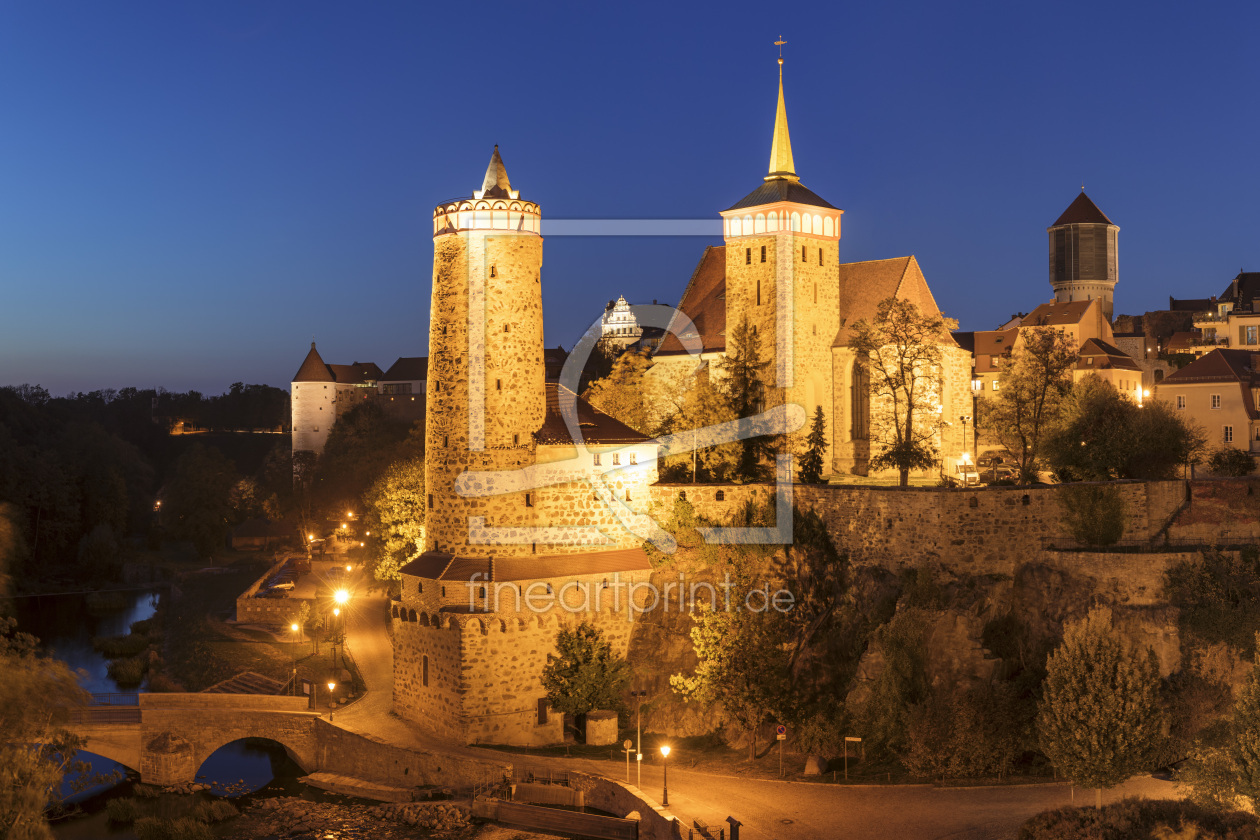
[[89, 693, 140, 706], [68, 705, 141, 725], [515, 764, 572, 786]]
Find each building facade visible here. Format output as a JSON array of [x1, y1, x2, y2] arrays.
[[1048, 191, 1119, 321]]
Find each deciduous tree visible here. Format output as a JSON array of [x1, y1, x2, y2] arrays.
[[847, 298, 950, 486], [583, 350, 660, 435], [362, 457, 426, 586], [541, 622, 631, 718], [981, 327, 1077, 482], [1037, 607, 1165, 808]]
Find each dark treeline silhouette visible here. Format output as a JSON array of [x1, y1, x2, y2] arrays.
[[0, 383, 291, 588]]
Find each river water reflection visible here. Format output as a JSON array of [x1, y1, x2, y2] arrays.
[[13, 589, 302, 837]]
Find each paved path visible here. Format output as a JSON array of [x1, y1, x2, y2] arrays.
[[334, 567, 1181, 839]]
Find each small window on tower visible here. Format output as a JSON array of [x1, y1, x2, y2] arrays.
[[443, 435, 448, 447], [802, 246, 807, 262], [513, 433, 519, 445], [760, 245, 766, 263], [496, 379, 501, 391], [593, 453, 601, 466], [745, 248, 751, 265], [427, 494, 433, 509], [525, 493, 533, 507], [819, 248, 823, 266], [490, 265, 496, 278], [504, 325, 510, 333]]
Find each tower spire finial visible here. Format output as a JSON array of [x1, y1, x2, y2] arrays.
[[767, 38, 798, 183]]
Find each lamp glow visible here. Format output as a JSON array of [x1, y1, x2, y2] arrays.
[[660, 745, 670, 757], [290, 623, 298, 632], [334, 589, 350, 605]]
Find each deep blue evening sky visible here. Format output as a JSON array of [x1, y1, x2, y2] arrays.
[[2, 1, 1258, 394]]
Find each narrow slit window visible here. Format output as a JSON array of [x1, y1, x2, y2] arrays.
[[802, 246, 807, 262], [745, 248, 751, 265], [525, 493, 533, 507], [760, 245, 766, 263], [490, 265, 496, 278], [818, 248, 823, 266]]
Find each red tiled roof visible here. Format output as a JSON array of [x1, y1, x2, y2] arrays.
[[1022, 300, 1096, 327], [832, 256, 952, 348], [382, 356, 428, 381], [328, 362, 382, 385], [400, 547, 652, 582], [293, 343, 334, 382], [1161, 349, 1260, 385], [1164, 331, 1199, 353], [535, 383, 650, 445], [1051, 191, 1114, 227], [1076, 338, 1141, 371], [656, 246, 727, 356]]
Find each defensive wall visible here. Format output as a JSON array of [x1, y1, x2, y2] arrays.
[[73, 693, 509, 789], [648, 478, 1257, 571], [391, 576, 649, 746], [235, 556, 311, 625]]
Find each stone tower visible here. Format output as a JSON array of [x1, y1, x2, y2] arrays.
[[291, 342, 336, 455], [425, 147, 545, 557], [718, 57, 843, 452], [1048, 190, 1119, 321]]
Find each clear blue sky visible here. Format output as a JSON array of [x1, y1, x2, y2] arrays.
[[2, 1, 1258, 394]]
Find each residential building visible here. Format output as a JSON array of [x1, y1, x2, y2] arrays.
[[1155, 348, 1260, 452]]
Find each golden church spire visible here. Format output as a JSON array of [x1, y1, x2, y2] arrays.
[[767, 45, 799, 183]]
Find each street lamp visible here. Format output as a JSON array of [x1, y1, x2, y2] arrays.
[[630, 689, 648, 788], [327, 681, 336, 721], [660, 745, 670, 806], [290, 623, 300, 696]]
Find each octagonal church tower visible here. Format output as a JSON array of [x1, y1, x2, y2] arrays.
[[718, 57, 843, 455], [425, 147, 546, 557]]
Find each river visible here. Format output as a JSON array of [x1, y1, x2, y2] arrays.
[[14, 589, 320, 838]]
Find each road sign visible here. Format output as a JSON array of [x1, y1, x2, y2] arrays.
[[776, 725, 786, 740], [624, 739, 633, 750], [845, 736, 862, 742]]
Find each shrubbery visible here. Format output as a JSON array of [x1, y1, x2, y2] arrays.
[[1018, 797, 1260, 840], [1164, 548, 1260, 654], [107, 656, 148, 687], [1208, 447, 1257, 477], [94, 633, 149, 658], [189, 799, 238, 823], [134, 817, 214, 840], [105, 797, 142, 825], [1057, 484, 1125, 546]]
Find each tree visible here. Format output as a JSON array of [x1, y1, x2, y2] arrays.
[[1042, 376, 1205, 481], [798, 406, 827, 484], [981, 327, 1077, 482], [583, 350, 660, 435], [1037, 607, 1165, 808], [164, 443, 236, 559], [362, 457, 426, 586], [847, 298, 950, 486], [540, 622, 630, 719], [657, 368, 738, 483], [1182, 637, 1260, 810], [1208, 447, 1257, 477], [718, 320, 775, 481], [671, 600, 791, 759]]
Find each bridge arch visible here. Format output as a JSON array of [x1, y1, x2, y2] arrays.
[[193, 736, 310, 793]]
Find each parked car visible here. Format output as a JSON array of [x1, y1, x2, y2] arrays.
[[256, 588, 288, 599], [269, 581, 296, 591]]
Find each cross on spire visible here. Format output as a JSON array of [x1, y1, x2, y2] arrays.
[[775, 35, 786, 63]]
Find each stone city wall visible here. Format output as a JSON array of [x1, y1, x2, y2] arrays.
[[235, 557, 312, 625], [311, 719, 509, 790], [567, 771, 685, 840], [649, 479, 1202, 572]]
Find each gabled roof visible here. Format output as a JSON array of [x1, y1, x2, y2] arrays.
[[328, 362, 382, 385], [293, 343, 335, 383], [725, 179, 837, 212], [1022, 300, 1097, 327], [1077, 338, 1141, 371], [832, 256, 952, 348], [1051, 191, 1114, 227], [382, 356, 428, 382], [535, 383, 651, 445], [1161, 349, 1260, 385], [399, 547, 653, 583], [1164, 331, 1199, 353], [1220, 272, 1260, 308], [656, 246, 727, 356]]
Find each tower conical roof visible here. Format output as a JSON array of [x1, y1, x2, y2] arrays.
[[766, 59, 798, 182], [479, 145, 513, 198], [293, 342, 334, 382], [1052, 191, 1114, 227]]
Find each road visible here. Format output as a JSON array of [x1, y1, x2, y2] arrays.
[[333, 564, 1180, 839]]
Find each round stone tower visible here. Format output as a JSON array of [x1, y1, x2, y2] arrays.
[[1048, 190, 1119, 321], [425, 147, 545, 557]]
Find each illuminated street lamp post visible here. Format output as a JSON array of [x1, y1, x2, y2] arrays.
[[327, 681, 337, 721], [289, 622, 300, 695], [660, 745, 670, 806], [332, 589, 349, 666], [332, 607, 341, 665]]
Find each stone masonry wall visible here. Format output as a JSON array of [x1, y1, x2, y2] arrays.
[[392, 617, 464, 742], [649, 480, 1197, 572], [311, 719, 509, 790], [235, 557, 311, 625]]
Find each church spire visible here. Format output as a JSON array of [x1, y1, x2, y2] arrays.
[[474, 144, 518, 199], [766, 53, 798, 183]]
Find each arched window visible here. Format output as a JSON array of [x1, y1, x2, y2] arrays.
[[408, 609, 417, 622], [850, 360, 870, 441], [716, 490, 725, 501], [802, 213, 812, 234], [824, 216, 834, 237], [754, 214, 766, 234], [792, 212, 801, 231], [767, 211, 778, 232]]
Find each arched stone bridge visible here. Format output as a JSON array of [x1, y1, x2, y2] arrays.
[[71, 694, 320, 786]]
